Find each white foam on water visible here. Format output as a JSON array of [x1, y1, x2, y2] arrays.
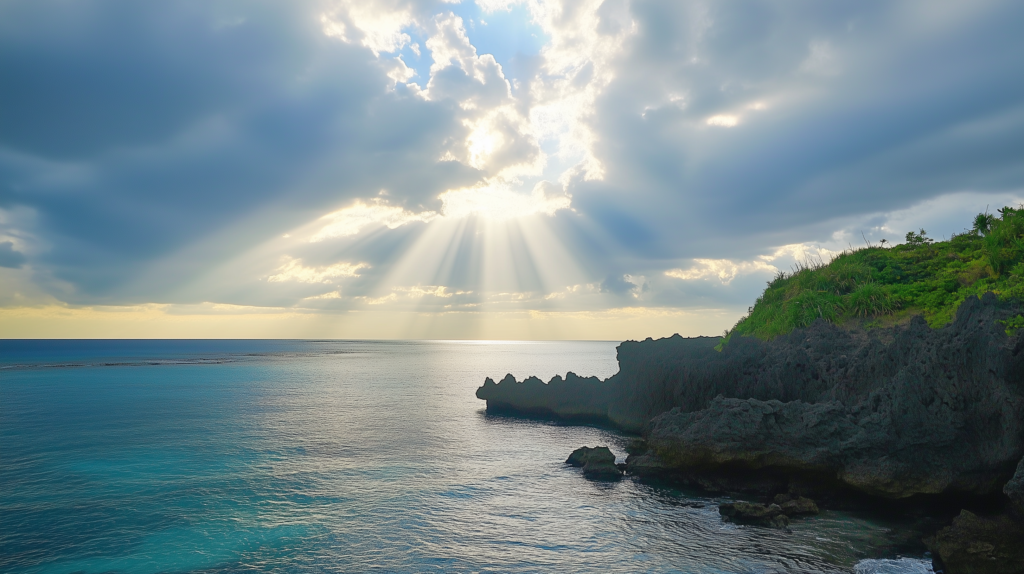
[[854, 558, 933, 574]]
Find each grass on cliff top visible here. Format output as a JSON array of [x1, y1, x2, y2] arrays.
[[718, 206, 1024, 349]]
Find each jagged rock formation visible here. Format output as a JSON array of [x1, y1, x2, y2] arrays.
[[477, 372, 611, 421], [478, 294, 1024, 500], [476, 336, 725, 432]]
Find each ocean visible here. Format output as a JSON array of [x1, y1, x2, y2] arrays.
[[0, 340, 932, 573]]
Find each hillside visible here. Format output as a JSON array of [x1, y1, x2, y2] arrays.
[[720, 206, 1024, 348]]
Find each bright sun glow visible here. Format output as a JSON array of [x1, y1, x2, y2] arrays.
[[706, 115, 739, 127], [440, 183, 571, 220]]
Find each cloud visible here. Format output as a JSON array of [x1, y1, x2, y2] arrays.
[[666, 258, 774, 284], [0, 1, 482, 300], [1, 0, 1022, 338], [310, 200, 438, 242], [706, 115, 738, 128], [0, 241, 26, 268], [567, 0, 1024, 257], [267, 258, 369, 284], [321, 2, 415, 56], [304, 290, 342, 300]]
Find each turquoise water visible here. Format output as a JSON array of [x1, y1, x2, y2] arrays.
[[0, 340, 932, 573]]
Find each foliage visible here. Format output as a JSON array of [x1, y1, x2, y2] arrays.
[[973, 212, 995, 236], [1001, 314, 1024, 337], [717, 206, 1024, 348]]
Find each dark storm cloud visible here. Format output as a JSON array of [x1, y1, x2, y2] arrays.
[[571, 0, 1024, 261]]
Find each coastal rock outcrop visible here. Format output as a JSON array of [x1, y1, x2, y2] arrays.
[[479, 294, 1024, 500], [477, 372, 612, 421]]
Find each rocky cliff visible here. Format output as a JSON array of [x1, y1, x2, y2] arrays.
[[477, 293, 1024, 500]]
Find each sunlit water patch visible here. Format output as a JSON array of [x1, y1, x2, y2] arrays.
[[0, 340, 932, 573]]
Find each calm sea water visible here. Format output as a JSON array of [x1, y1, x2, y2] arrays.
[[0, 340, 932, 574]]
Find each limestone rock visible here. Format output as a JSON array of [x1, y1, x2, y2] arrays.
[[774, 494, 819, 516], [566, 446, 614, 466], [624, 452, 671, 477], [566, 446, 622, 480], [925, 510, 1024, 574], [719, 501, 790, 528]]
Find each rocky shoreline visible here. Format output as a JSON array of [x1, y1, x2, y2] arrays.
[[477, 294, 1024, 573]]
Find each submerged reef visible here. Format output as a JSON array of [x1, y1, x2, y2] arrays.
[[476, 293, 1024, 573]]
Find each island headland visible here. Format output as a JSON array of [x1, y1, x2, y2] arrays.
[[477, 209, 1024, 573]]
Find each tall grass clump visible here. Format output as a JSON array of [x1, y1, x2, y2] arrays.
[[718, 206, 1024, 348]]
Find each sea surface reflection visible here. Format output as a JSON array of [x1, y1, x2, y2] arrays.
[[0, 340, 932, 573]]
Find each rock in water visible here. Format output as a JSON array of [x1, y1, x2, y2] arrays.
[[925, 510, 1024, 574], [719, 501, 790, 528], [566, 446, 622, 480], [774, 494, 820, 516], [583, 460, 624, 480]]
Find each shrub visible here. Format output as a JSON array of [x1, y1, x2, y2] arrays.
[[720, 206, 1024, 346], [846, 283, 900, 317]]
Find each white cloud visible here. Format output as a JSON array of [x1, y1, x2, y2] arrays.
[[320, 4, 414, 55], [267, 258, 369, 284], [665, 243, 838, 285], [310, 200, 437, 242], [476, 0, 522, 12], [304, 290, 342, 300], [666, 259, 768, 284], [420, 13, 542, 179], [359, 285, 470, 306]]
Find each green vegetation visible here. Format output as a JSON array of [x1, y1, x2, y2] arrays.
[[718, 206, 1024, 348]]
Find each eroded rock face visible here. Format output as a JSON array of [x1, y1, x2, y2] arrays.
[[925, 510, 1024, 574], [1005, 457, 1024, 516], [646, 386, 1022, 498]]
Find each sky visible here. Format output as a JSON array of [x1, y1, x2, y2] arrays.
[[1, 0, 1023, 340]]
